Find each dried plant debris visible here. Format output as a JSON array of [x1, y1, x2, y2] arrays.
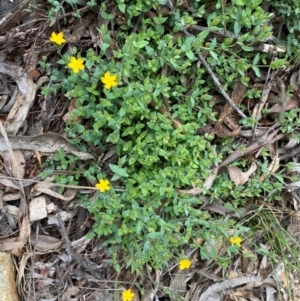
[[2, 1, 300, 301]]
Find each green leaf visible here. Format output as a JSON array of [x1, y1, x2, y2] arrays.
[[233, 0, 245, 5], [57, 59, 66, 64], [210, 37, 217, 50], [109, 164, 129, 177], [118, 3, 126, 13], [209, 50, 219, 62], [143, 241, 149, 253], [252, 65, 260, 77], [133, 40, 149, 48], [196, 28, 210, 43], [240, 45, 254, 51], [119, 107, 126, 117], [234, 21, 241, 36], [270, 59, 286, 69], [253, 53, 260, 65], [186, 51, 195, 60], [146, 46, 154, 56], [147, 232, 161, 239], [136, 221, 143, 234]]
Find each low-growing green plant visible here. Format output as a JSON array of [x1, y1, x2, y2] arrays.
[[41, 0, 297, 273]]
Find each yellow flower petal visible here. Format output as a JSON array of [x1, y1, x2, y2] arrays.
[[179, 259, 191, 270], [101, 72, 117, 89], [50, 32, 66, 45], [230, 236, 242, 247], [95, 179, 110, 192], [67, 57, 85, 73], [122, 288, 135, 301]]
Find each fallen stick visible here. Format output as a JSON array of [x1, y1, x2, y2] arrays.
[[219, 122, 281, 168], [197, 53, 247, 119]]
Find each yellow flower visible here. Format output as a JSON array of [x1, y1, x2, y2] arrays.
[[122, 288, 135, 301], [101, 72, 118, 89], [179, 259, 191, 270], [230, 236, 242, 247], [68, 57, 85, 73], [50, 32, 66, 45], [95, 179, 110, 192]]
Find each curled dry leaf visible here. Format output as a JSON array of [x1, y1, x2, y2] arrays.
[[169, 269, 193, 301], [0, 61, 36, 135], [259, 155, 280, 181], [269, 94, 300, 114], [278, 137, 298, 154], [290, 72, 300, 95], [219, 162, 257, 186], [62, 99, 83, 123], [32, 179, 76, 201], [0, 216, 30, 254]]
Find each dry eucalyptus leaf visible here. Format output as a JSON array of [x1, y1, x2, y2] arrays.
[[199, 275, 278, 301], [3, 191, 22, 201], [266, 287, 277, 301], [0, 133, 94, 160], [1, 149, 25, 179], [30, 234, 62, 251], [0, 177, 23, 190], [0, 237, 23, 252], [29, 196, 47, 222], [13, 216, 30, 254], [221, 163, 257, 186]]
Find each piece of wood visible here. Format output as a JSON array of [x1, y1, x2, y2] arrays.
[[0, 252, 19, 301]]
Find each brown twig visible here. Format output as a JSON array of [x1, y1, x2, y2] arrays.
[[197, 54, 247, 119], [219, 122, 281, 168]]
